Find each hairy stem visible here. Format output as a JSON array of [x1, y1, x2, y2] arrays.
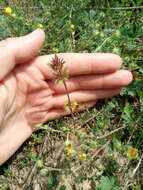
[[63, 79, 75, 120]]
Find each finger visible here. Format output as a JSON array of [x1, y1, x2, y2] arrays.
[[48, 70, 132, 93], [34, 53, 122, 79], [14, 65, 49, 94], [26, 101, 96, 128], [52, 88, 121, 108], [44, 101, 96, 121], [0, 29, 45, 80], [26, 107, 48, 128]]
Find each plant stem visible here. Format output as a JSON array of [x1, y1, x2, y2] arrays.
[[63, 79, 75, 120]]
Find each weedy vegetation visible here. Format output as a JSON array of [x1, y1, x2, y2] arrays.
[[0, 0, 143, 190]]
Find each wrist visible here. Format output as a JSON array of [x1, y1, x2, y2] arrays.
[[0, 123, 32, 165]]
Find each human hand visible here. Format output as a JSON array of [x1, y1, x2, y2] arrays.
[[0, 30, 132, 165]]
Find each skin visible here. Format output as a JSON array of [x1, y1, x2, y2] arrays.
[[0, 29, 133, 165]]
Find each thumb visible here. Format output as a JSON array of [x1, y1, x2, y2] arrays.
[[0, 29, 45, 80]]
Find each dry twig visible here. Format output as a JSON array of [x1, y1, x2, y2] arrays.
[[22, 134, 49, 189], [132, 153, 143, 178], [98, 126, 127, 139], [97, 6, 143, 10]]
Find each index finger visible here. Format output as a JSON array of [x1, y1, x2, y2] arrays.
[[34, 53, 122, 79], [0, 29, 45, 80]]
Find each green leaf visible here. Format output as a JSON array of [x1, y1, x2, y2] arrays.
[[97, 176, 115, 190]]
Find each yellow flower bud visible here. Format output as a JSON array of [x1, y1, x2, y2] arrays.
[[64, 140, 76, 157], [70, 24, 75, 30], [37, 24, 44, 29], [5, 7, 13, 15], [127, 147, 138, 159], [66, 147, 75, 157], [64, 100, 79, 111], [78, 153, 87, 161]]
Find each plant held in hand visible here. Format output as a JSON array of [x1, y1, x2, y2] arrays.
[[49, 54, 78, 119]]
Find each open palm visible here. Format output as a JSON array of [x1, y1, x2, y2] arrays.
[[0, 30, 132, 165]]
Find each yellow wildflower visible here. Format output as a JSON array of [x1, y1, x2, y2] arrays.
[[5, 7, 13, 15], [64, 140, 75, 157], [78, 152, 87, 161], [71, 100, 79, 110], [69, 24, 75, 30], [64, 100, 79, 111], [127, 147, 138, 159], [37, 24, 44, 29], [64, 101, 69, 111], [66, 147, 75, 157], [28, 141, 35, 145]]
